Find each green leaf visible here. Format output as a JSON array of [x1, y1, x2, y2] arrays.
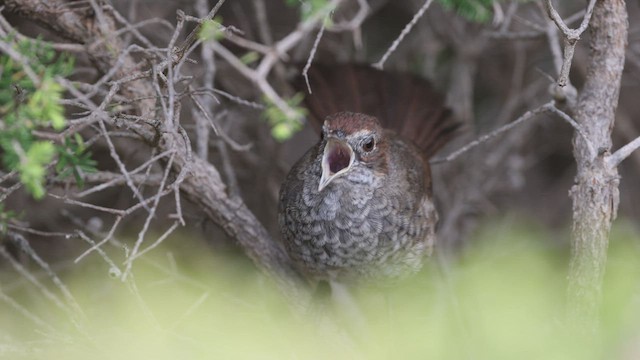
[[0, 35, 75, 199], [262, 93, 306, 142], [438, 0, 496, 23], [198, 17, 225, 42], [284, 0, 331, 21], [240, 51, 260, 65], [18, 141, 55, 199], [55, 135, 97, 189]]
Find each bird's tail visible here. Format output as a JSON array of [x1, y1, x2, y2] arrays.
[[296, 64, 460, 158]]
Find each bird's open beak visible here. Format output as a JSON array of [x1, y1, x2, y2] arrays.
[[318, 138, 354, 192]]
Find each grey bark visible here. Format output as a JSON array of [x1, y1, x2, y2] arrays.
[[568, 0, 627, 328]]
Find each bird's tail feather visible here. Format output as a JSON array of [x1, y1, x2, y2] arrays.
[[296, 64, 460, 158]]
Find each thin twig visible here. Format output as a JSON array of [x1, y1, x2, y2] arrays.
[[433, 102, 555, 163], [0, 38, 41, 86], [372, 0, 435, 69], [75, 150, 171, 198], [129, 221, 180, 261], [252, 0, 274, 45], [121, 151, 175, 281], [4, 233, 86, 321], [194, 0, 216, 161], [547, 105, 596, 159], [303, 19, 327, 94], [0, 288, 57, 333], [98, 119, 151, 212], [434, 101, 597, 163], [6, 224, 76, 238], [75, 230, 122, 277], [175, 0, 228, 59], [0, 245, 70, 314], [74, 217, 123, 264]]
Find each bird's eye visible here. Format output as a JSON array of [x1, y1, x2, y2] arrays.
[[362, 138, 375, 152]]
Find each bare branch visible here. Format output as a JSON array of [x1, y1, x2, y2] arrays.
[[607, 135, 640, 168], [175, 0, 228, 59], [129, 221, 180, 261], [75, 230, 122, 277], [0, 244, 70, 314], [74, 217, 123, 265], [373, 0, 435, 69], [433, 102, 555, 164], [543, 0, 598, 87], [4, 232, 85, 322], [0, 286, 57, 333], [252, 0, 274, 45], [98, 119, 151, 212], [303, 19, 327, 94], [122, 151, 176, 281], [544, 0, 597, 39], [547, 106, 596, 159]]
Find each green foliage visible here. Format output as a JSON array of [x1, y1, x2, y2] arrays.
[[55, 134, 98, 188], [239, 51, 259, 65], [438, 0, 496, 23], [2, 219, 640, 359], [285, 0, 331, 21], [262, 93, 307, 141], [197, 17, 225, 42], [0, 35, 93, 199], [18, 141, 55, 199]]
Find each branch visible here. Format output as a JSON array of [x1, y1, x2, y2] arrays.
[[373, 0, 435, 69], [5, 0, 311, 307], [433, 102, 555, 164], [547, 106, 596, 159], [174, 0, 227, 59], [607, 136, 640, 168], [302, 19, 327, 94], [544, 0, 597, 39], [543, 0, 598, 87]]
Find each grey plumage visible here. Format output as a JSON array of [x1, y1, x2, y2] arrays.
[[279, 112, 436, 283]]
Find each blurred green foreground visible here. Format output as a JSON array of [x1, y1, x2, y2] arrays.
[[1, 219, 639, 359]]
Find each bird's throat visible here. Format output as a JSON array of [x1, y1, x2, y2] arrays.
[[327, 142, 351, 174], [319, 139, 354, 191]]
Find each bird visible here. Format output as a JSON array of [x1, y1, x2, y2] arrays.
[[278, 64, 459, 285]]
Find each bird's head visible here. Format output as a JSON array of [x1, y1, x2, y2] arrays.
[[318, 112, 388, 191]]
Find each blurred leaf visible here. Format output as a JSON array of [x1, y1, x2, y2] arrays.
[[438, 0, 496, 23], [55, 135, 97, 188], [285, 0, 331, 21], [198, 17, 225, 42], [18, 141, 55, 199], [240, 51, 260, 65], [0, 35, 75, 199], [262, 93, 307, 141]]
